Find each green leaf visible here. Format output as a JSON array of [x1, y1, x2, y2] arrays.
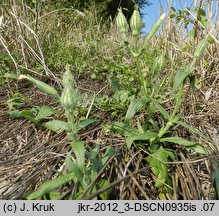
[[172, 113, 183, 124], [170, 14, 176, 19], [98, 180, 111, 200], [189, 144, 207, 154], [108, 77, 121, 93], [78, 119, 96, 129], [45, 120, 70, 132], [7, 100, 23, 111], [125, 98, 148, 123], [106, 122, 139, 137], [9, 110, 23, 118], [10, 106, 57, 123], [86, 145, 100, 160], [65, 152, 83, 183], [152, 99, 169, 120], [21, 109, 37, 121], [194, 36, 209, 58], [137, 120, 144, 134], [172, 67, 191, 94], [188, 74, 196, 93], [189, 28, 196, 42], [25, 172, 76, 200], [71, 141, 85, 170], [147, 147, 175, 188], [86, 145, 102, 172], [214, 165, 219, 198], [101, 147, 115, 165], [124, 41, 133, 55], [126, 132, 158, 149], [178, 120, 211, 142], [65, 152, 75, 172], [159, 137, 197, 147], [47, 191, 61, 200], [35, 106, 57, 121]]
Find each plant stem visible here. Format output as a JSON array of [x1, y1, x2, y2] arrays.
[[135, 57, 147, 96], [67, 110, 78, 142], [169, 84, 183, 122], [157, 85, 184, 139]]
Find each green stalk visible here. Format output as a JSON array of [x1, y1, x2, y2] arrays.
[[135, 57, 147, 96], [157, 84, 183, 139], [169, 84, 183, 122], [67, 111, 78, 142]]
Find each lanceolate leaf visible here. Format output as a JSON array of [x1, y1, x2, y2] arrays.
[[101, 147, 115, 165], [35, 106, 57, 121], [188, 74, 196, 94], [213, 164, 219, 199], [107, 122, 139, 137], [125, 98, 148, 123], [194, 35, 209, 58], [152, 99, 169, 120], [178, 120, 211, 142], [25, 172, 76, 200], [189, 144, 207, 154], [146, 147, 175, 188], [108, 77, 121, 93], [78, 119, 96, 129], [45, 120, 70, 132], [160, 137, 197, 147], [71, 141, 85, 170], [172, 67, 191, 94], [65, 152, 83, 183], [98, 180, 111, 200], [126, 132, 158, 149]]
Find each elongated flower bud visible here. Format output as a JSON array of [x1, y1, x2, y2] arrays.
[[144, 13, 166, 46], [18, 74, 60, 98], [60, 67, 78, 111], [116, 8, 128, 33], [130, 8, 142, 37]]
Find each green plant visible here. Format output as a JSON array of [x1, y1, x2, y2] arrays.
[[105, 6, 212, 199], [9, 104, 57, 124], [17, 66, 115, 199]]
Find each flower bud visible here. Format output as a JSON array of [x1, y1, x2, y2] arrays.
[[60, 67, 78, 111], [144, 13, 166, 46], [116, 8, 128, 33], [61, 86, 78, 111], [130, 8, 142, 37], [18, 74, 60, 98]]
